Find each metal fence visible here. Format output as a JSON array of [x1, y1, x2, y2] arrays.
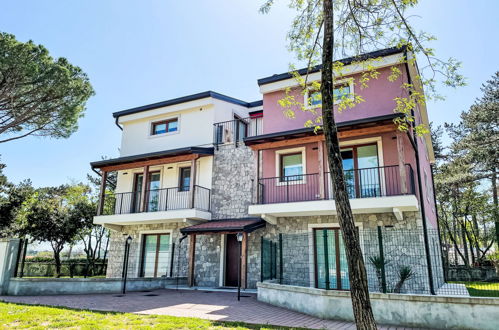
[[261, 228, 499, 297], [257, 165, 415, 204], [101, 185, 211, 215], [213, 115, 263, 147]]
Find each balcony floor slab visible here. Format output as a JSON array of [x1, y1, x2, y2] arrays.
[[93, 209, 211, 226], [248, 195, 419, 219]]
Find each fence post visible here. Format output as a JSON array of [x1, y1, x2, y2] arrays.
[[377, 226, 387, 293], [260, 237, 264, 282], [323, 229, 330, 290], [169, 242, 175, 277], [279, 233, 283, 284], [286, 179, 290, 203], [270, 240, 274, 279]]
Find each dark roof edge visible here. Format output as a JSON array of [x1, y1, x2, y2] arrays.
[[113, 91, 260, 119], [244, 113, 403, 143], [90, 146, 214, 168], [180, 218, 265, 234], [257, 46, 406, 86]]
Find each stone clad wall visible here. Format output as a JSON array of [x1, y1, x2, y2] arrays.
[[106, 222, 188, 279], [210, 143, 255, 219]]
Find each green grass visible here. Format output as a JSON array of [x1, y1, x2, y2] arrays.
[[450, 281, 499, 297], [0, 301, 305, 329]]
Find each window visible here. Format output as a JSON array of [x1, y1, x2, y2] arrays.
[[340, 144, 380, 198], [314, 228, 350, 290], [179, 167, 191, 191], [280, 152, 303, 181], [151, 118, 178, 135], [140, 233, 170, 277], [307, 82, 352, 107]]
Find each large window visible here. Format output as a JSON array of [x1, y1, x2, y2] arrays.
[[280, 152, 304, 181], [140, 233, 170, 277], [314, 228, 350, 290], [179, 167, 191, 191], [151, 118, 178, 135], [308, 82, 352, 107]]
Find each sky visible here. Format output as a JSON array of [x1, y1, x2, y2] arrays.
[[1, 0, 498, 188]]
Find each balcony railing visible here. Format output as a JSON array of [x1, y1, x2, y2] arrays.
[[100, 185, 210, 215], [213, 115, 263, 147], [257, 165, 414, 204]]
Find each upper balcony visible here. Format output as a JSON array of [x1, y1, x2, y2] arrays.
[[91, 147, 214, 229], [213, 113, 263, 147]]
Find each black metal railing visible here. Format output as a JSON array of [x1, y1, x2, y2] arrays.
[[213, 115, 263, 146], [101, 185, 211, 215], [257, 165, 414, 204]]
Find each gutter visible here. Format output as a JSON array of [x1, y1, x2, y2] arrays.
[[404, 49, 435, 295]]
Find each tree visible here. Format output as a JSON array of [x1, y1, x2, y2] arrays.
[[260, 1, 463, 327], [17, 184, 91, 277], [0, 33, 94, 143], [447, 72, 499, 246]]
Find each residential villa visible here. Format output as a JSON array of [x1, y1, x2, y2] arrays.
[[91, 46, 444, 293]]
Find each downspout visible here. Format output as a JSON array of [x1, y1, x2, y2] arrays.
[[404, 49, 435, 295], [115, 116, 123, 131], [431, 163, 447, 282]]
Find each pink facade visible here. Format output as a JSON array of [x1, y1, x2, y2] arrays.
[[257, 62, 438, 228], [262, 65, 409, 134]]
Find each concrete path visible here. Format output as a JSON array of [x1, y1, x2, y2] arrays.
[[1, 289, 423, 329]]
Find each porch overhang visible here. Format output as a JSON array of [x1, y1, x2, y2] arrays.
[[180, 217, 266, 235], [90, 146, 214, 172], [243, 114, 402, 148], [93, 209, 211, 227], [248, 195, 419, 222]]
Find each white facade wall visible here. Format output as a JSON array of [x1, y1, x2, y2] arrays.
[[117, 97, 251, 157], [115, 156, 213, 194]]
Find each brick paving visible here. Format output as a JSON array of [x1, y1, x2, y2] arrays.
[[1, 289, 424, 329]]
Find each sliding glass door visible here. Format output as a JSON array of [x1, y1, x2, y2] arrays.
[[141, 233, 171, 277], [134, 172, 161, 212], [340, 144, 380, 198], [314, 228, 350, 290]]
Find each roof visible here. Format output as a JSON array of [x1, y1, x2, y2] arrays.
[[257, 46, 406, 86], [90, 146, 214, 169], [180, 218, 266, 234], [113, 91, 262, 119], [244, 114, 403, 146]]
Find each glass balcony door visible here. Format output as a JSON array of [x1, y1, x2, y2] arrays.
[[133, 172, 161, 212], [340, 144, 380, 198]]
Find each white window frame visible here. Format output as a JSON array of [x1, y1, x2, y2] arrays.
[[304, 78, 354, 109], [148, 114, 181, 138], [275, 146, 307, 185]]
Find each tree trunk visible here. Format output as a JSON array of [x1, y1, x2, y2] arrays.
[[53, 250, 62, 278], [321, 1, 376, 328], [460, 222, 469, 266]]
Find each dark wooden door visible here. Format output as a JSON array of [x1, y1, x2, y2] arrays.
[[225, 234, 239, 287]]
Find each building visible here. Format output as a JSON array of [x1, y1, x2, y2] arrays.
[[91, 46, 444, 293]]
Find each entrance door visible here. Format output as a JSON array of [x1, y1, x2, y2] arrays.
[[225, 234, 239, 287], [314, 228, 350, 290], [140, 233, 170, 277]]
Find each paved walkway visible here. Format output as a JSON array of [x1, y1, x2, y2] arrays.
[[1, 289, 422, 329]]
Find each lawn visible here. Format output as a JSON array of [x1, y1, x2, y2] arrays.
[[451, 281, 499, 297], [0, 301, 304, 330]]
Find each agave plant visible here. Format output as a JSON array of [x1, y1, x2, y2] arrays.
[[393, 266, 415, 293]]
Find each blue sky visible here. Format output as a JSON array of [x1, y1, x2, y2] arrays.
[[1, 0, 498, 187]]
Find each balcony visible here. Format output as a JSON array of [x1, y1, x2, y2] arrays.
[[249, 165, 419, 222], [94, 185, 211, 227], [213, 115, 263, 147]]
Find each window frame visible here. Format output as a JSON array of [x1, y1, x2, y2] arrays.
[[275, 147, 307, 185], [178, 166, 192, 192], [139, 232, 172, 278], [305, 78, 354, 109], [149, 117, 180, 137]]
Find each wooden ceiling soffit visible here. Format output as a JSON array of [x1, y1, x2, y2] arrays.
[[98, 154, 199, 172], [249, 124, 395, 150]]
